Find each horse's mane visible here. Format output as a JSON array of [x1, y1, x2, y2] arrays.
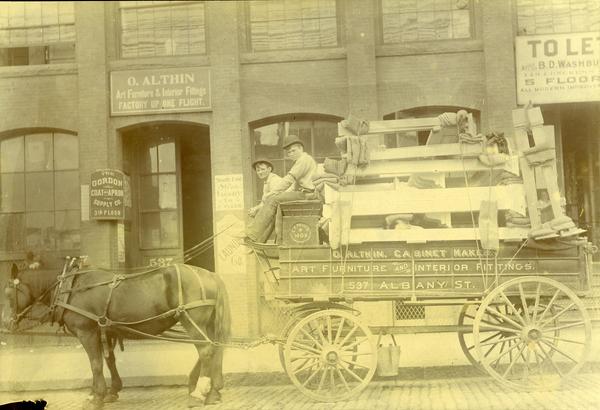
[[18, 267, 59, 297]]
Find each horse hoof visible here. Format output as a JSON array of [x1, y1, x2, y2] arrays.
[[104, 392, 119, 403], [204, 391, 222, 405], [188, 395, 205, 408], [82, 397, 104, 410]]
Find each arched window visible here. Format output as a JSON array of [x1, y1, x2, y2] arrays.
[[250, 114, 341, 200], [0, 130, 80, 253], [383, 106, 480, 148]]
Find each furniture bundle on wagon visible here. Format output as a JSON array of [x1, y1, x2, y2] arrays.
[[247, 107, 596, 402]]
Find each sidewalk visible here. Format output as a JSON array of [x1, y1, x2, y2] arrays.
[[2, 329, 600, 392]]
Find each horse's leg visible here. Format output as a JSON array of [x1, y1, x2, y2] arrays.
[[77, 327, 106, 409], [103, 336, 122, 403], [188, 357, 203, 394], [204, 345, 225, 405]]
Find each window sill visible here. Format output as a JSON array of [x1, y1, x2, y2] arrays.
[[376, 39, 483, 58], [109, 55, 210, 71], [0, 63, 77, 79], [240, 47, 347, 65]]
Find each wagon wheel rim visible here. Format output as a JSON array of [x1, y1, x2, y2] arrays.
[[473, 277, 591, 390], [283, 309, 377, 402]]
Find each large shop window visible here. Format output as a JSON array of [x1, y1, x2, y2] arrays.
[[381, 0, 472, 43], [0, 2, 75, 66], [248, 0, 339, 51], [138, 136, 179, 249], [0, 131, 80, 253], [517, 0, 600, 35], [251, 116, 339, 200], [383, 106, 480, 147], [119, 1, 206, 58]]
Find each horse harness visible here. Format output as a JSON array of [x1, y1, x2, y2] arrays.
[[50, 260, 218, 347]]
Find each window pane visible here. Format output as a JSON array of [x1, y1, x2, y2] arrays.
[[313, 122, 338, 157], [54, 133, 79, 170], [0, 213, 24, 251], [1, 136, 24, 172], [158, 141, 176, 172], [1, 173, 25, 212], [141, 144, 158, 173], [55, 209, 80, 249], [137, 8, 155, 57], [171, 6, 190, 56], [319, 17, 337, 47], [26, 211, 55, 250], [158, 174, 177, 209], [26, 172, 53, 211], [54, 170, 79, 210], [140, 175, 158, 210], [25, 133, 53, 171], [160, 211, 179, 247], [141, 212, 160, 248]]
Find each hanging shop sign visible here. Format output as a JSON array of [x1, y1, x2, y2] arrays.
[[90, 169, 126, 220], [516, 32, 600, 104], [110, 67, 211, 116]]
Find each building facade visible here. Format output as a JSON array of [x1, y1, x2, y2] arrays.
[[0, 1, 599, 338]]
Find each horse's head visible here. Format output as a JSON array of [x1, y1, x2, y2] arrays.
[[2, 263, 35, 331]]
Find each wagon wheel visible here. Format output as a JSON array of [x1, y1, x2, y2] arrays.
[[283, 309, 377, 402], [458, 302, 559, 374], [473, 277, 591, 390]]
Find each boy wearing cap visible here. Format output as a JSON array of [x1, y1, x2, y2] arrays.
[[248, 159, 284, 217], [246, 135, 318, 244]]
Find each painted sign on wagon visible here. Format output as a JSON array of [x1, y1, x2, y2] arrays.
[[110, 67, 211, 115]]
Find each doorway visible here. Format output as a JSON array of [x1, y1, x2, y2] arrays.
[[121, 122, 213, 270]]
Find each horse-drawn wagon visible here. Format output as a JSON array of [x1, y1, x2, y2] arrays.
[[250, 106, 596, 402]]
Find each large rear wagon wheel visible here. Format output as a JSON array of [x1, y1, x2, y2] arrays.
[[473, 277, 592, 390], [283, 309, 377, 402]]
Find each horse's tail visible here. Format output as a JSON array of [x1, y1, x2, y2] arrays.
[[213, 274, 231, 343]]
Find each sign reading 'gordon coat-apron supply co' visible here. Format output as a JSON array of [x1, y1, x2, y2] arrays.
[[110, 67, 211, 116], [516, 32, 600, 105], [90, 169, 125, 220]]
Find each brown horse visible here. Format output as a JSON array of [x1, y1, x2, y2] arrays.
[[2, 261, 231, 409]]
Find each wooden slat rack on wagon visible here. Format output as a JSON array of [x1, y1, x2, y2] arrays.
[[246, 106, 597, 403]]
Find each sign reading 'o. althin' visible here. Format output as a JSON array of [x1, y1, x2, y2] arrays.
[[516, 32, 600, 105], [110, 67, 211, 116]]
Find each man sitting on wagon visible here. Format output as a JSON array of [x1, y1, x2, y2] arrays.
[[244, 134, 318, 244]]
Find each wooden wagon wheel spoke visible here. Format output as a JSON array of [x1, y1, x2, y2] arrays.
[[333, 317, 345, 345], [518, 283, 531, 324], [341, 358, 371, 370], [335, 368, 351, 392], [539, 339, 579, 364], [532, 282, 542, 322], [326, 315, 333, 344], [310, 318, 329, 346], [537, 289, 561, 323], [542, 320, 586, 333], [341, 336, 369, 352], [484, 305, 524, 330], [479, 334, 520, 348], [339, 351, 375, 357], [293, 358, 321, 376], [339, 362, 364, 383], [538, 302, 576, 328], [479, 323, 522, 334], [489, 336, 523, 366], [502, 342, 527, 378], [301, 364, 324, 387], [538, 341, 564, 377], [498, 291, 527, 326], [292, 341, 323, 356], [317, 366, 328, 391], [338, 324, 359, 347], [329, 367, 336, 392], [543, 336, 585, 345], [299, 327, 324, 350]]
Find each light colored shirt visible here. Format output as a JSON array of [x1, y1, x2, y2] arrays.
[[279, 152, 318, 192], [262, 173, 284, 202]]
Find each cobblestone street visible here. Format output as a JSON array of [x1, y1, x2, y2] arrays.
[[2, 373, 600, 410]]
